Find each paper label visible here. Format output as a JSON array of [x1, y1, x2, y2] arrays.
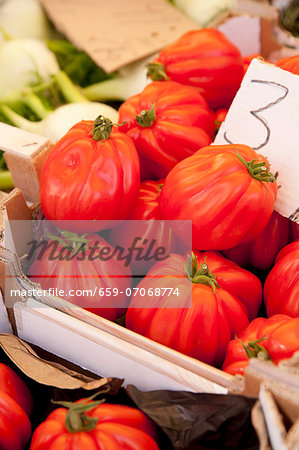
[[214, 58, 299, 223], [39, 0, 196, 72]]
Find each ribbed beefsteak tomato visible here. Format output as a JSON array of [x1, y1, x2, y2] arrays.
[[28, 231, 132, 321], [159, 144, 277, 250], [276, 54, 299, 74], [109, 179, 176, 275], [0, 363, 32, 450], [0, 363, 33, 416], [0, 391, 32, 450], [126, 253, 249, 367], [222, 314, 299, 375], [30, 398, 158, 450], [222, 210, 290, 270], [264, 240, 299, 318], [147, 28, 244, 109], [40, 115, 140, 231], [193, 251, 262, 320], [118, 80, 215, 180]]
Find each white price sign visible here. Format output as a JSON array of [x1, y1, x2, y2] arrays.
[[215, 58, 299, 223]]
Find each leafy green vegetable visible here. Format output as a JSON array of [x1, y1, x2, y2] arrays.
[[46, 40, 117, 87], [281, 0, 299, 36]]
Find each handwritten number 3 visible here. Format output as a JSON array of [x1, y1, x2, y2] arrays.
[[224, 80, 289, 150]]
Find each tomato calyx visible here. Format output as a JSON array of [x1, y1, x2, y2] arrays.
[[92, 115, 114, 141], [46, 229, 89, 253], [146, 62, 169, 81], [185, 252, 219, 293], [156, 183, 164, 193], [52, 389, 109, 433], [236, 336, 271, 361], [236, 150, 276, 183], [136, 103, 156, 128]]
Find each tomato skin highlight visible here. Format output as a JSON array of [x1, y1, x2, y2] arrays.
[[193, 251, 262, 320], [159, 144, 277, 250], [126, 253, 249, 367], [264, 240, 299, 318], [148, 28, 244, 109], [0, 362, 33, 416], [39, 120, 140, 231], [118, 80, 215, 180], [29, 403, 159, 450], [223, 314, 299, 375], [0, 390, 32, 450]]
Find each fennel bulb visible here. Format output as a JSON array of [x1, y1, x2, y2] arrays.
[[83, 54, 156, 102], [0, 38, 59, 98], [0, 102, 119, 142], [0, 0, 55, 40], [173, 0, 237, 27]]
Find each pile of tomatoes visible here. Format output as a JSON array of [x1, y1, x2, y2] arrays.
[[33, 29, 299, 378], [0, 361, 159, 449]]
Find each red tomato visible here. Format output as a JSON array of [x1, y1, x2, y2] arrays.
[[214, 107, 228, 134], [30, 401, 158, 450], [124, 179, 165, 220], [109, 179, 176, 275], [0, 390, 32, 450], [28, 232, 132, 321], [222, 210, 290, 270], [276, 54, 299, 74], [159, 144, 277, 250], [193, 251, 262, 320], [126, 253, 249, 367], [0, 363, 33, 416], [118, 80, 215, 180], [222, 314, 299, 376], [147, 29, 244, 109], [264, 240, 299, 318], [290, 219, 299, 240], [40, 116, 140, 231]]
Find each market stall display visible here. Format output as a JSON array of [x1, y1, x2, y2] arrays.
[[0, 1, 299, 449]]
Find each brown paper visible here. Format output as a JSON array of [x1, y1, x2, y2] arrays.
[[0, 333, 122, 391], [39, 0, 196, 72]]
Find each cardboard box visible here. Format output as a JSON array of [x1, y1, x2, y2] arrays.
[[0, 126, 234, 392]]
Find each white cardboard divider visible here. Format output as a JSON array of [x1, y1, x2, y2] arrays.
[[14, 298, 228, 394], [0, 122, 50, 159], [259, 385, 288, 450], [217, 15, 261, 56], [215, 58, 299, 223]]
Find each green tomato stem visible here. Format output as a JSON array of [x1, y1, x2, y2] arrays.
[[92, 115, 114, 141], [146, 62, 168, 81], [185, 253, 219, 293], [136, 103, 156, 128], [236, 150, 276, 183], [236, 336, 271, 361], [52, 388, 109, 433]]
